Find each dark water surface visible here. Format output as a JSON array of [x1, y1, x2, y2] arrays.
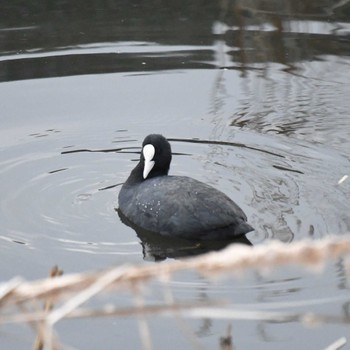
[[1, 1, 350, 349]]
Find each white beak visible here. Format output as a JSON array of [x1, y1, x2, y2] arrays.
[[143, 144, 155, 179], [143, 159, 155, 179]]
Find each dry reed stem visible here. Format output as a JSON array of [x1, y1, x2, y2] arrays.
[[34, 266, 64, 350], [1, 236, 350, 311], [0, 301, 224, 325], [0, 277, 23, 307], [220, 324, 233, 350], [2, 300, 350, 328], [325, 337, 347, 350]]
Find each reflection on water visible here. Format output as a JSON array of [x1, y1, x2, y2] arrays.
[[1, 0, 350, 82], [0, 0, 350, 349]]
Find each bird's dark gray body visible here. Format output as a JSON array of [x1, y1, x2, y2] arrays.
[[118, 175, 253, 240]]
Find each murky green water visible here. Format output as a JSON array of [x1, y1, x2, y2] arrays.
[[1, 1, 350, 349]]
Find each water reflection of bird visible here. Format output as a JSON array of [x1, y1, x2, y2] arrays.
[[118, 134, 253, 259]]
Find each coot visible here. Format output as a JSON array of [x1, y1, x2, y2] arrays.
[[118, 134, 254, 240]]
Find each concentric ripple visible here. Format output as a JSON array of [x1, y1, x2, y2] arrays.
[[0, 129, 141, 273]]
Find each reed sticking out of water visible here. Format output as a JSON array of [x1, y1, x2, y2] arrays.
[[33, 266, 63, 350], [0, 236, 349, 350]]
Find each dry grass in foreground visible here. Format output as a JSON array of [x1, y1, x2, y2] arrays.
[[1, 236, 350, 350]]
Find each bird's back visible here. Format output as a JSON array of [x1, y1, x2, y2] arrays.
[[118, 175, 253, 239]]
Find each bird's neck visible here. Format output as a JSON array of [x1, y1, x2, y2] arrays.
[[125, 162, 144, 185], [125, 162, 169, 185]]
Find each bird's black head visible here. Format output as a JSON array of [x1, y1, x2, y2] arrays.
[[140, 134, 172, 180]]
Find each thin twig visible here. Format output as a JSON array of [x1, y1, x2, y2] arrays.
[[324, 337, 347, 350]]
